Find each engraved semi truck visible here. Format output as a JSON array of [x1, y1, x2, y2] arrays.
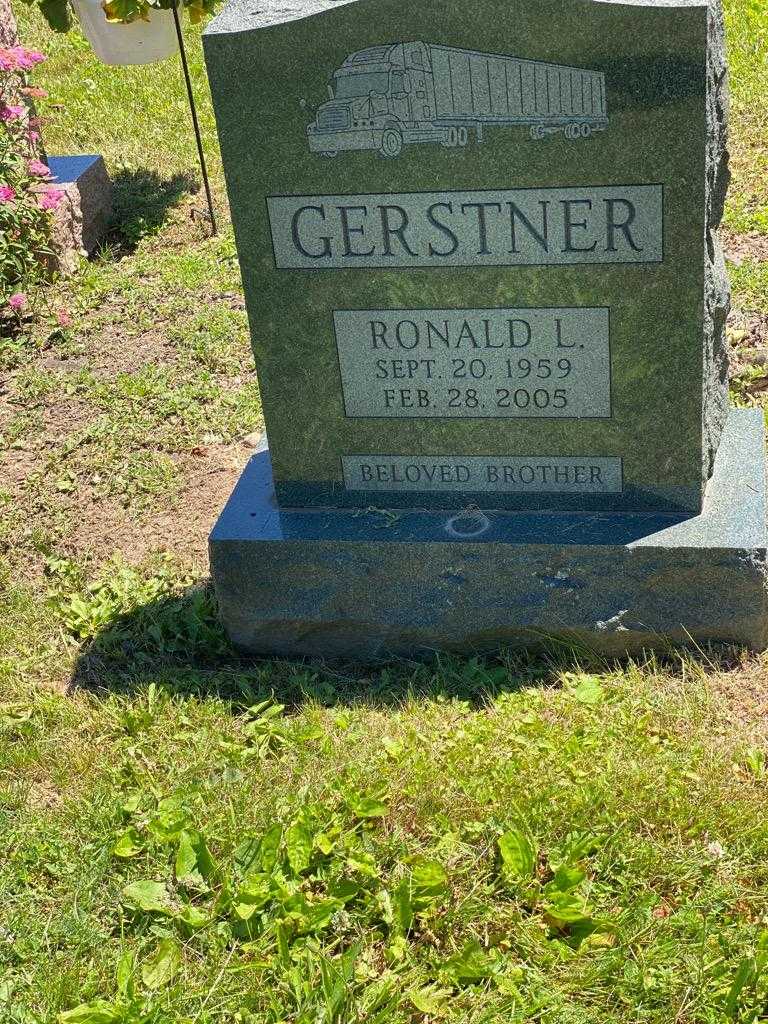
[[307, 41, 608, 159]]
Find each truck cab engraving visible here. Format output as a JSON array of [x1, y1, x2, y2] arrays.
[[307, 41, 609, 158]]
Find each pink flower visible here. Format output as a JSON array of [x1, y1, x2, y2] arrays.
[[39, 188, 64, 211], [8, 293, 27, 312], [27, 130, 40, 145], [0, 47, 18, 71], [11, 46, 45, 71], [56, 308, 72, 328], [0, 104, 26, 123], [27, 159, 51, 178], [20, 86, 47, 99], [0, 46, 45, 72], [0, 186, 15, 203]]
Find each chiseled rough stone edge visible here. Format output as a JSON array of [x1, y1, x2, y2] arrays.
[[702, 0, 731, 482]]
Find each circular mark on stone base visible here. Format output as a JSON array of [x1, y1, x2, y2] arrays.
[[445, 509, 490, 539]]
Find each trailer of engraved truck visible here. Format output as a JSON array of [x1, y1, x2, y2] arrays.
[[307, 41, 608, 159]]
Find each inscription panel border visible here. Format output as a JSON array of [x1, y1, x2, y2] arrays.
[[332, 305, 613, 420], [266, 183, 665, 270], [341, 453, 625, 494]]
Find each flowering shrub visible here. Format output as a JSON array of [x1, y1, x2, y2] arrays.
[[25, 0, 218, 32], [0, 44, 62, 321]]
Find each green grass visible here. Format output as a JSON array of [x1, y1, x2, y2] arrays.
[[2, 0, 768, 1020], [3, 562, 768, 1023], [723, 1, 768, 234], [730, 261, 768, 315]]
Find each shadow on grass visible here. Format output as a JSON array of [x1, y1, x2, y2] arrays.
[[68, 579, 626, 709], [107, 168, 197, 254]]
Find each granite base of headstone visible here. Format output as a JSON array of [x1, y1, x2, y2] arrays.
[[49, 155, 113, 272], [203, 0, 768, 659], [211, 410, 767, 658]]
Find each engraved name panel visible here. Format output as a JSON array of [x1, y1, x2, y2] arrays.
[[267, 185, 663, 270], [342, 455, 623, 493], [334, 306, 611, 418]]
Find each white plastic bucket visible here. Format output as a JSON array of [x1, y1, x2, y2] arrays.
[[71, 0, 179, 66]]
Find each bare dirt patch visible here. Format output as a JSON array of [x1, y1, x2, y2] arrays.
[[723, 228, 768, 265], [60, 439, 252, 568], [87, 324, 176, 378], [24, 778, 63, 811], [728, 308, 768, 374], [707, 658, 768, 745]]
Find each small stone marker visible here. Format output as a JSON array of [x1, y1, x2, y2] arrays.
[[204, 0, 768, 658], [48, 155, 113, 271]]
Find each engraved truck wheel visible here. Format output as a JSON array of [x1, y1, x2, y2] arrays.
[[580, 123, 592, 138], [457, 126, 468, 146], [564, 123, 578, 140], [380, 128, 403, 158]]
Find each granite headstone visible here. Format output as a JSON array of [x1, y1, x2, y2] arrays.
[[203, 0, 768, 658]]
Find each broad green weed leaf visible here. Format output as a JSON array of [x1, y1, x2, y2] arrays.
[[193, 830, 219, 881], [568, 674, 605, 705], [283, 893, 342, 934], [544, 891, 592, 927], [545, 864, 585, 894], [387, 933, 409, 962], [346, 850, 379, 878], [258, 824, 282, 873], [498, 829, 536, 880], [121, 794, 141, 816], [392, 877, 413, 935], [285, 823, 312, 875], [175, 903, 210, 930], [443, 940, 498, 985], [141, 937, 181, 990], [314, 832, 334, 856], [327, 879, 360, 903], [725, 957, 754, 1018], [121, 879, 173, 915], [232, 873, 272, 921], [112, 827, 143, 859], [382, 737, 403, 759], [233, 836, 260, 875], [297, 897, 342, 934], [276, 920, 290, 965], [175, 830, 198, 882], [348, 793, 388, 819], [58, 1002, 123, 1024], [147, 797, 191, 844], [411, 860, 449, 909], [246, 700, 284, 720], [243, 702, 287, 754], [116, 949, 136, 999], [175, 829, 218, 888], [744, 748, 766, 779], [409, 984, 451, 1015], [559, 831, 600, 863]]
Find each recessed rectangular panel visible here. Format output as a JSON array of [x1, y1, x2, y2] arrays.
[[342, 454, 623, 493], [267, 185, 664, 270], [334, 306, 611, 418]]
